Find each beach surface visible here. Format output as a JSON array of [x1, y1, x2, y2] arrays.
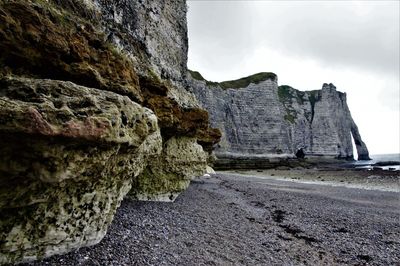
[[228, 168, 400, 192], [26, 170, 400, 266]]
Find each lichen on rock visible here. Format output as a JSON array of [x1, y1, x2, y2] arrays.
[[0, 76, 162, 264], [130, 137, 208, 202], [0, 0, 143, 102], [0, 0, 219, 263]]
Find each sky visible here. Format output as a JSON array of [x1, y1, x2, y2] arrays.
[[187, 0, 400, 156]]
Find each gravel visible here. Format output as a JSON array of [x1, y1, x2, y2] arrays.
[[26, 172, 400, 266]]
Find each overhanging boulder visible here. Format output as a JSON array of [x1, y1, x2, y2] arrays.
[[0, 77, 162, 264]]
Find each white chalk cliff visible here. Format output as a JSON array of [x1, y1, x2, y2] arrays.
[[188, 71, 370, 168]]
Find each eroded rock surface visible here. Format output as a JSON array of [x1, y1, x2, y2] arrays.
[[90, 0, 188, 83], [0, 0, 218, 263], [0, 76, 162, 264], [130, 137, 208, 201]]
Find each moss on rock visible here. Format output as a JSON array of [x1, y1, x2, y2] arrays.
[[189, 70, 277, 89], [188, 70, 206, 82], [129, 137, 208, 201], [0, 1, 220, 263], [0, 77, 162, 264], [0, 0, 142, 102], [278, 85, 306, 105]]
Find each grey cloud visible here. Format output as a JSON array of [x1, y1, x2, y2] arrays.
[[252, 2, 399, 75], [188, 1, 399, 77], [188, 1, 258, 77]]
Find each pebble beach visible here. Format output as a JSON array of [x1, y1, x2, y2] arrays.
[[26, 169, 400, 266]]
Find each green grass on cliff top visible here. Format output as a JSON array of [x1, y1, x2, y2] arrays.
[[189, 70, 277, 89]]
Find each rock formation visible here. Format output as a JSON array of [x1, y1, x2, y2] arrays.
[[0, 0, 370, 263], [0, 76, 162, 263], [130, 136, 208, 201], [188, 71, 370, 168], [0, 0, 218, 263]]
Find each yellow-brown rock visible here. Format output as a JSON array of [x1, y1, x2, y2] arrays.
[[0, 76, 162, 264], [0, 0, 220, 264]]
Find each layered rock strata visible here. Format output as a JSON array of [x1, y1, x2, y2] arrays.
[[0, 0, 218, 263], [130, 137, 208, 201], [188, 71, 370, 169], [0, 76, 162, 264]]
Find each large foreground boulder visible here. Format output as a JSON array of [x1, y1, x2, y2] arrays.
[[0, 0, 219, 263], [0, 77, 162, 264], [130, 137, 208, 201]]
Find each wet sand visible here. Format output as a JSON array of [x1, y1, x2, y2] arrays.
[[27, 170, 400, 266]]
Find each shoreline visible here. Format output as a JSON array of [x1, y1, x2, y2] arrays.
[[221, 168, 400, 193]]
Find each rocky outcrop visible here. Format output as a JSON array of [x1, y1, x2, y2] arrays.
[[87, 0, 220, 193], [92, 0, 189, 84], [278, 83, 370, 160], [129, 137, 208, 201], [0, 76, 162, 264], [188, 72, 370, 168], [0, 0, 218, 263]]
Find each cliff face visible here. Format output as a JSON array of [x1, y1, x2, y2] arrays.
[[188, 72, 370, 168], [0, 0, 370, 263], [0, 0, 218, 263], [94, 0, 188, 83], [88, 0, 220, 199]]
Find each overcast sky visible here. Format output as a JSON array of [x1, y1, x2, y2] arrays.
[[187, 0, 399, 156]]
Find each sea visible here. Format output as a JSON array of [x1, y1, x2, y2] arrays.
[[352, 153, 400, 171]]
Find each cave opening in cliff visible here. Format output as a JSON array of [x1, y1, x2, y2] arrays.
[[295, 148, 305, 159]]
